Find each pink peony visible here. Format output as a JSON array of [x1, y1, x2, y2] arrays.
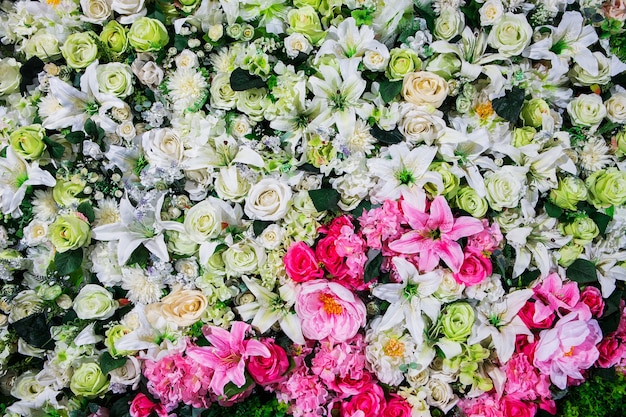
[[453, 247, 492, 285], [381, 394, 412, 417], [340, 383, 386, 417], [295, 279, 366, 342], [284, 242, 324, 283], [533, 311, 603, 389], [247, 338, 290, 385]]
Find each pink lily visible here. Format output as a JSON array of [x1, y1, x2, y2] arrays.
[[533, 272, 589, 322], [389, 196, 484, 273], [186, 322, 270, 397]]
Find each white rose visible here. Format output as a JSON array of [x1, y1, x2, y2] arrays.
[[131, 58, 163, 89], [257, 224, 284, 250], [21, 30, 62, 61], [184, 197, 235, 243], [605, 92, 626, 123], [210, 72, 237, 110], [208, 24, 224, 42], [434, 7, 465, 41], [73, 284, 118, 320], [142, 128, 184, 167], [479, 0, 504, 26], [111, 0, 147, 24], [109, 356, 141, 389], [10, 371, 45, 402], [215, 166, 251, 203], [244, 178, 292, 221], [402, 71, 448, 108], [0, 58, 21, 97], [230, 115, 252, 139], [426, 374, 457, 412], [484, 166, 528, 211], [97, 62, 134, 98], [8, 290, 42, 323], [398, 103, 446, 145], [363, 49, 390, 72], [81, 0, 113, 24], [567, 94, 607, 127], [569, 52, 611, 86], [22, 219, 49, 246], [175, 49, 199, 69], [487, 13, 532, 57], [222, 240, 265, 277], [284, 33, 313, 58], [116, 120, 136, 141], [112, 103, 133, 121], [434, 270, 465, 302]]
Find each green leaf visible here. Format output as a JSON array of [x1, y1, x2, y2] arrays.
[[308, 188, 341, 212], [11, 313, 55, 349], [174, 34, 188, 51], [371, 125, 403, 144], [65, 131, 86, 144], [230, 68, 266, 91], [379, 79, 403, 103], [100, 351, 128, 375], [54, 248, 84, 276], [364, 250, 383, 283], [252, 220, 273, 236], [77, 202, 95, 223], [223, 374, 255, 398], [492, 248, 508, 279], [109, 394, 133, 417], [492, 87, 525, 123], [544, 200, 563, 218], [519, 269, 541, 287], [43, 136, 65, 159], [566, 258, 598, 284], [84, 119, 98, 138], [350, 200, 373, 218], [606, 205, 615, 218], [126, 246, 150, 268], [590, 210, 611, 235]]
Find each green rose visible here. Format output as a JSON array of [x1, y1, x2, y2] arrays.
[[550, 176, 588, 211], [9, 124, 46, 160], [487, 12, 532, 57], [167, 230, 199, 256], [96, 63, 134, 98], [455, 187, 488, 218], [557, 243, 584, 268], [37, 284, 62, 301], [520, 98, 550, 128], [222, 241, 263, 277], [567, 94, 607, 127], [48, 214, 91, 253], [559, 216, 599, 246], [105, 324, 135, 357], [128, 17, 170, 53], [61, 32, 100, 69], [511, 127, 536, 147], [0, 58, 21, 96], [241, 24, 255, 42], [425, 53, 461, 80], [23, 29, 62, 61], [226, 23, 243, 40], [434, 7, 465, 41], [236, 88, 270, 122], [440, 302, 475, 341], [306, 134, 337, 167], [386, 48, 422, 81], [73, 284, 118, 320], [53, 179, 86, 207], [100, 20, 128, 55], [70, 362, 109, 398], [586, 168, 626, 208], [616, 130, 626, 155], [426, 162, 459, 198], [287, 7, 325, 45]]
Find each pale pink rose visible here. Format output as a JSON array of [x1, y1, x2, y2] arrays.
[[604, 0, 626, 21], [533, 311, 602, 389], [284, 241, 324, 283], [295, 279, 366, 342], [453, 247, 492, 285]]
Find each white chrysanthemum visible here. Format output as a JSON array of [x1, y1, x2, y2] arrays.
[[167, 68, 208, 113], [89, 241, 123, 287], [37, 95, 63, 120], [94, 197, 120, 227], [121, 266, 164, 305], [342, 119, 376, 155], [578, 136, 615, 173], [210, 48, 236, 74], [365, 321, 417, 386], [31, 189, 59, 221]]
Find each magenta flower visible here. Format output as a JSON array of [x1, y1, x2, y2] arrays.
[[389, 196, 484, 272], [186, 321, 270, 397]]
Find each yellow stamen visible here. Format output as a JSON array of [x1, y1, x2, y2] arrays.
[[319, 293, 343, 315], [564, 347, 575, 357], [47, 0, 61, 6], [384, 338, 405, 357], [475, 101, 494, 119]]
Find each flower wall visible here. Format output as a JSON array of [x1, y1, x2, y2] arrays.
[[1, 0, 626, 417]]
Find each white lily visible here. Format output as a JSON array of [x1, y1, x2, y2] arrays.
[[368, 142, 443, 203], [582, 241, 626, 298], [236, 276, 305, 345], [92, 192, 185, 265], [316, 17, 388, 63], [468, 289, 533, 363], [0, 147, 56, 217], [372, 257, 443, 345], [184, 134, 265, 170], [307, 59, 371, 139]]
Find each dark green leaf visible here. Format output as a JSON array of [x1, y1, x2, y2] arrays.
[[11, 313, 55, 349], [77, 202, 95, 223], [590, 211, 611, 235], [371, 125, 404, 144], [544, 200, 563, 218], [55, 248, 84, 276], [287, 52, 309, 67], [109, 394, 133, 417], [604, 289, 622, 317], [606, 205, 615, 218], [84, 119, 98, 138], [566, 258, 598, 284], [100, 351, 128, 375], [492, 248, 508, 279], [414, 2, 436, 32], [126, 246, 151, 268], [364, 250, 383, 283], [492, 87, 525, 123], [308, 188, 341, 212], [599, 311, 621, 334], [174, 34, 188, 51], [520, 269, 541, 287], [379, 80, 403, 103], [223, 374, 254, 398], [351, 200, 373, 218], [252, 220, 273, 236], [43, 137, 65, 159], [593, 366, 617, 381], [230, 68, 266, 91], [65, 131, 86, 144]]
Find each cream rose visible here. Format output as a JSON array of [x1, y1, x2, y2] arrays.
[[606, 92, 626, 123], [81, 0, 113, 24], [109, 356, 141, 389], [8, 290, 43, 323], [142, 128, 184, 167], [111, 0, 146, 24], [484, 166, 528, 211], [73, 284, 118, 320], [567, 94, 607, 127], [183, 197, 235, 243], [175, 49, 199, 69], [402, 71, 449, 108], [487, 13, 532, 57], [398, 103, 446, 145], [479, 0, 504, 26], [284, 33, 313, 58], [244, 178, 293, 221], [258, 224, 285, 250], [150, 287, 208, 327], [0, 58, 21, 96]]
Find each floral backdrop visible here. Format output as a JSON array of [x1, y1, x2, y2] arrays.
[[1, 0, 626, 416]]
